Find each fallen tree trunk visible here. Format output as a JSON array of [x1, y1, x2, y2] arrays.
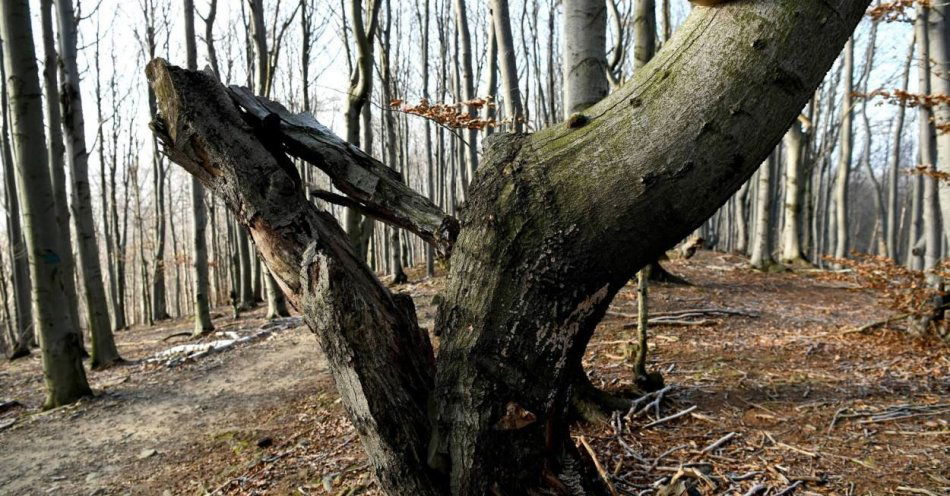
[[147, 0, 869, 493]]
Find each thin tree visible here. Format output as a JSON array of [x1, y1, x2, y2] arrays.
[[489, 0, 523, 132], [833, 37, 854, 262], [184, 0, 215, 335], [54, 0, 122, 368]]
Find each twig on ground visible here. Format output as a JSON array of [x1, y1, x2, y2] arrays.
[[700, 432, 737, 454], [641, 405, 697, 429]]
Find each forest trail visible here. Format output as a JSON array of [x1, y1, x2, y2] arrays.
[[0, 312, 326, 495], [1, 254, 948, 495]]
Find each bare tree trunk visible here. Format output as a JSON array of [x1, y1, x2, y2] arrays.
[[734, 180, 750, 254], [0, 0, 91, 405], [780, 122, 807, 264], [916, 8, 941, 275], [0, 33, 32, 358], [928, 1, 950, 244], [39, 0, 82, 338], [834, 37, 854, 262], [184, 0, 214, 335], [633, 0, 656, 70], [750, 156, 777, 270], [344, 0, 381, 259], [149, 0, 869, 492], [564, 0, 608, 117], [453, 0, 478, 190], [888, 36, 914, 261], [55, 0, 121, 368], [490, 0, 523, 132]]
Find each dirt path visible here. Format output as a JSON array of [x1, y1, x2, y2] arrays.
[[0, 318, 325, 495], [1, 257, 947, 495]]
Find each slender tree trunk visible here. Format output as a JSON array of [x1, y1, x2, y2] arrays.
[[1, 0, 91, 406], [55, 0, 121, 368], [928, 1, 950, 244], [734, 180, 750, 254], [750, 156, 777, 270], [490, 0, 524, 132], [453, 0, 478, 190], [887, 36, 914, 261], [916, 8, 941, 275], [780, 122, 807, 264], [184, 0, 215, 335], [834, 37, 854, 262], [0, 34, 32, 358]]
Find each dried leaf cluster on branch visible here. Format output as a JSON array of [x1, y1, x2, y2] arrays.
[[821, 254, 950, 319], [852, 89, 950, 109], [867, 0, 930, 22], [390, 96, 513, 130], [908, 165, 950, 182]]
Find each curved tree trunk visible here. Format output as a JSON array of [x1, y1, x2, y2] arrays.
[[148, 0, 869, 493]]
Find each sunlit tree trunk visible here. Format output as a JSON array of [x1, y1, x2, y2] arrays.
[[563, 0, 608, 117]]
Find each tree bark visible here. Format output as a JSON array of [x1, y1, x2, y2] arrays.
[[489, 0, 523, 132], [780, 122, 807, 264], [887, 35, 914, 261], [564, 0, 608, 117], [148, 0, 870, 492], [633, 0, 656, 70], [916, 7, 941, 276], [1, 0, 91, 406], [184, 0, 215, 336], [750, 156, 776, 270], [834, 37, 854, 262], [0, 32, 32, 358], [40, 0, 82, 338], [55, 0, 121, 368]]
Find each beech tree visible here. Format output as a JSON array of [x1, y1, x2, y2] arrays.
[[0, 0, 91, 406], [147, 0, 868, 493], [55, 0, 122, 368]]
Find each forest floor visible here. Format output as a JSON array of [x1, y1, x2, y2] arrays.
[[0, 251, 947, 496]]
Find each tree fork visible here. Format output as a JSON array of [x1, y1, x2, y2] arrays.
[[148, 0, 870, 492]]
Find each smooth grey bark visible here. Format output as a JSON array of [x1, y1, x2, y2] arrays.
[[142, 0, 168, 322], [750, 156, 776, 269], [380, 0, 406, 284], [184, 0, 214, 336], [633, 0, 656, 70], [237, 229, 254, 308], [343, 0, 381, 259], [916, 7, 941, 274], [928, 2, 950, 244], [780, 122, 807, 264], [834, 37, 854, 262], [563, 0, 608, 117], [489, 0, 523, 132], [418, 0, 436, 276], [39, 0, 82, 339], [887, 36, 914, 261], [453, 0, 478, 190], [0, 33, 32, 358], [0, 0, 91, 406], [149, 0, 869, 492], [54, 0, 121, 368], [734, 180, 750, 254]]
